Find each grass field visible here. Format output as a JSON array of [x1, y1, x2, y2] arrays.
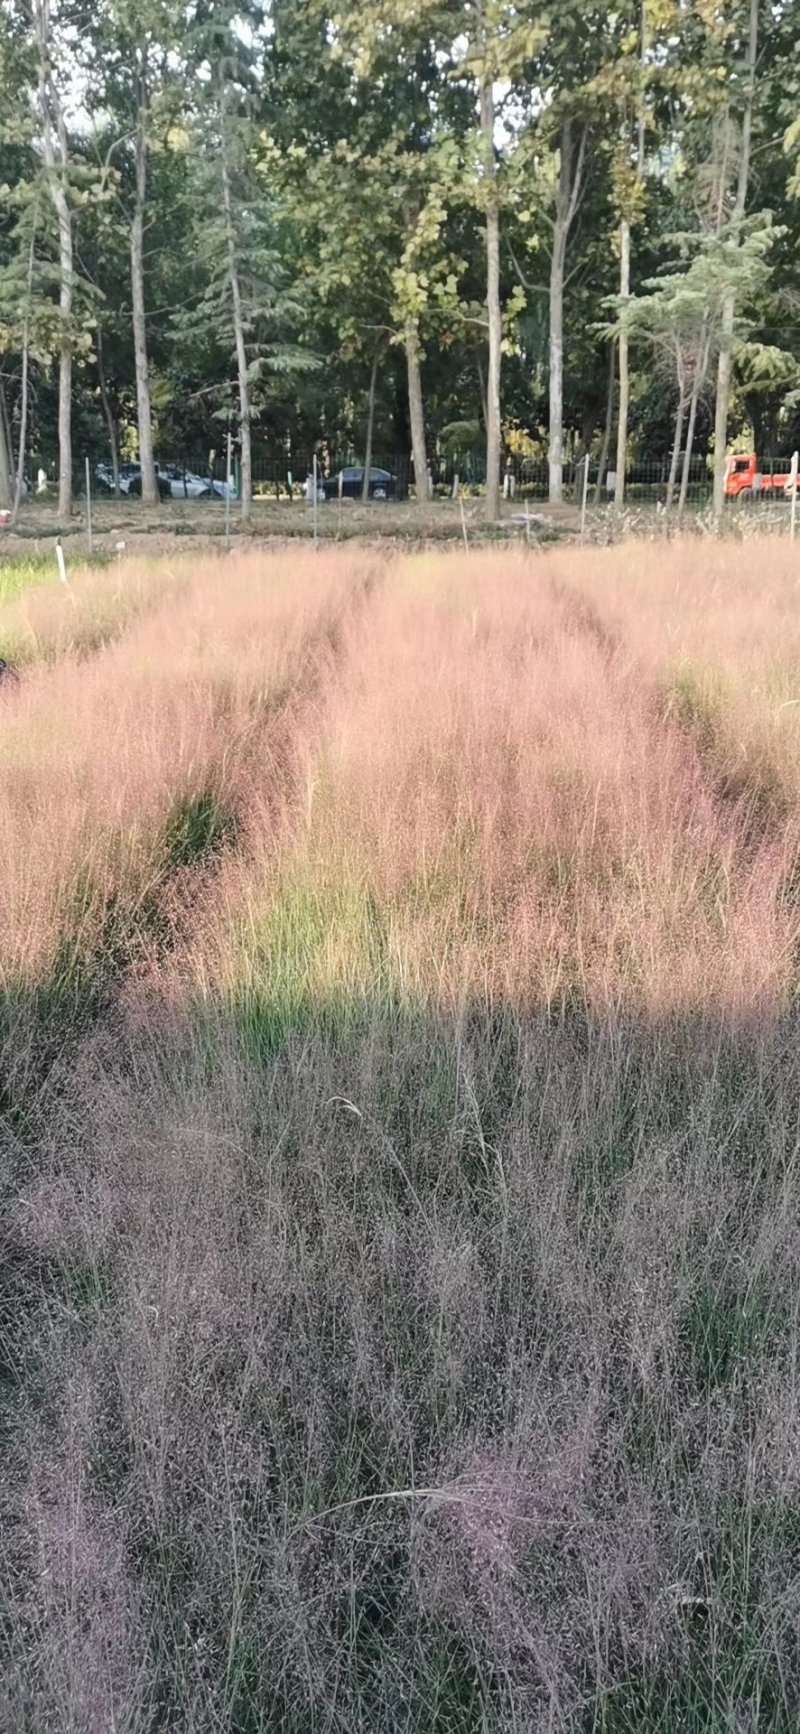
[[2, 539, 800, 1732]]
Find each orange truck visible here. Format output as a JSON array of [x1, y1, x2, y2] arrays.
[[724, 453, 798, 499]]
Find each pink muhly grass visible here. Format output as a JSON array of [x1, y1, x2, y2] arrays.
[[0, 554, 194, 668], [191, 545, 798, 1022], [4, 541, 800, 1732], [0, 546, 370, 988]]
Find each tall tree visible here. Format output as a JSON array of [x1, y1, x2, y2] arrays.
[[128, 32, 159, 503], [284, 2, 468, 504], [613, 1, 648, 507], [181, 4, 317, 521], [81, 1, 185, 504], [479, 67, 501, 520], [465, 3, 544, 520], [547, 121, 587, 503], [32, 0, 73, 519], [712, 0, 759, 517]]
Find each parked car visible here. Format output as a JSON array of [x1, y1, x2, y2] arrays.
[[322, 466, 396, 501], [95, 461, 143, 495], [126, 468, 173, 500], [94, 459, 236, 501], [155, 463, 210, 499], [157, 464, 237, 501], [208, 475, 237, 501]]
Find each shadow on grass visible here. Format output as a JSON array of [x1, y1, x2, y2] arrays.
[[2, 964, 800, 1731]]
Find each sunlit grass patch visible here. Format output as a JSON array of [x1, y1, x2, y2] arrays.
[[0, 551, 59, 599]]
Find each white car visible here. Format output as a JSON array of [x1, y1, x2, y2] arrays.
[[158, 464, 236, 501], [158, 464, 211, 499]]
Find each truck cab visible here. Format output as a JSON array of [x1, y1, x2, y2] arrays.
[[724, 453, 795, 499]]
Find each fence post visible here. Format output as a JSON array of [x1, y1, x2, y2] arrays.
[[313, 453, 319, 548], [791, 451, 798, 543], [85, 456, 92, 555]]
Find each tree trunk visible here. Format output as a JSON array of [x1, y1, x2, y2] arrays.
[[56, 324, 72, 520], [615, 4, 648, 507], [362, 343, 380, 502], [666, 396, 686, 512], [405, 320, 427, 503], [131, 70, 158, 505], [34, 0, 73, 521], [665, 339, 687, 513], [614, 217, 631, 507], [221, 117, 252, 524], [713, 0, 759, 518], [679, 333, 711, 518], [11, 224, 36, 523], [12, 352, 30, 523], [0, 386, 11, 509], [476, 349, 487, 428], [712, 295, 736, 517], [548, 122, 585, 505], [678, 384, 701, 519], [480, 77, 502, 523], [549, 228, 566, 504], [595, 341, 616, 503], [96, 326, 120, 496]]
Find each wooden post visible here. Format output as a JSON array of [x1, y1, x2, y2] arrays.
[[338, 465, 343, 534], [313, 453, 319, 548], [84, 456, 92, 554], [791, 451, 798, 543]]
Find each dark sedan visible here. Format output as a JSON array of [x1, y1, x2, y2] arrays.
[[322, 466, 396, 501]]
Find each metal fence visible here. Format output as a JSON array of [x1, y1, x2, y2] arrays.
[[20, 448, 798, 510], [58, 451, 719, 505]]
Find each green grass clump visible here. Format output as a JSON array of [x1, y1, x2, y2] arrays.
[[230, 873, 396, 1057], [0, 552, 57, 606]]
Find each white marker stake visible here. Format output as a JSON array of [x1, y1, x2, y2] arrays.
[[791, 450, 799, 544], [338, 466, 343, 534], [460, 495, 469, 552], [85, 457, 93, 554], [313, 454, 319, 549], [55, 538, 68, 584]]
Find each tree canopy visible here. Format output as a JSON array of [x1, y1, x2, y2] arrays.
[[0, 0, 798, 517]]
